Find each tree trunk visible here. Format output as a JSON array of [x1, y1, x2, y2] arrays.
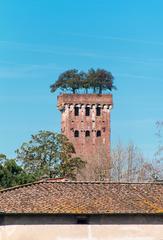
[[99, 87, 102, 94]]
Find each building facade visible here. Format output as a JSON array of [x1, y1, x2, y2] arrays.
[[57, 94, 113, 180]]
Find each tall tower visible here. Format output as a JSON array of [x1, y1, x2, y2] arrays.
[[57, 94, 113, 180]]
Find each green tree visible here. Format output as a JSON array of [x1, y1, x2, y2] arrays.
[[16, 131, 85, 180], [0, 153, 7, 164], [50, 69, 83, 94], [81, 71, 90, 93], [86, 68, 97, 93], [50, 68, 116, 94], [0, 158, 36, 189], [87, 68, 116, 94]]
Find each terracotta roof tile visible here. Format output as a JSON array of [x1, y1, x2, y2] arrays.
[[0, 180, 163, 214]]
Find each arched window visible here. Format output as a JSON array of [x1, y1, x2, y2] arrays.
[[85, 130, 90, 137], [85, 106, 90, 116], [74, 130, 79, 137], [96, 130, 101, 137], [96, 106, 101, 116], [74, 106, 79, 116]]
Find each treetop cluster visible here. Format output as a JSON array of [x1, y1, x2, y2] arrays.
[[50, 68, 116, 94]]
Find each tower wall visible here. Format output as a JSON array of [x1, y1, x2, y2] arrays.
[[57, 94, 113, 180]]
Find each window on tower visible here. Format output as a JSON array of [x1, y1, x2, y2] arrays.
[[96, 106, 101, 116], [96, 130, 101, 137], [74, 130, 79, 137], [85, 130, 90, 137], [74, 106, 79, 116], [85, 106, 90, 116]]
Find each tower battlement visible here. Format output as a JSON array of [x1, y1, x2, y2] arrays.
[[57, 94, 113, 110], [57, 94, 113, 181]]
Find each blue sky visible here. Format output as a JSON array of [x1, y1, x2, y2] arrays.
[[0, 0, 163, 159]]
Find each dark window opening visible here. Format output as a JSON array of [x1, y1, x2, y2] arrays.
[[74, 130, 79, 137], [77, 217, 89, 224], [74, 106, 79, 116], [96, 130, 101, 137], [85, 130, 90, 137], [96, 107, 101, 116], [85, 107, 90, 116]]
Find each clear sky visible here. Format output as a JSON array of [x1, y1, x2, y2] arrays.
[[0, 0, 163, 159]]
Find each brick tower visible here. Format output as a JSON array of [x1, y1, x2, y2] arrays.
[[57, 94, 113, 180]]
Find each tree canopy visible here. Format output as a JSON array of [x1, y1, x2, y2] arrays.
[[50, 68, 116, 94], [0, 156, 36, 189], [16, 131, 85, 180], [0, 131, 85, 189]]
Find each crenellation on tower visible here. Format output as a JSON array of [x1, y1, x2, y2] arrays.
[[57, 93, 113, 181]]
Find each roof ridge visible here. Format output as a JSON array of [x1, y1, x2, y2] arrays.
[[0, 180, 162, 193], [0, 180, 44, 193], [45, 180, 162, 184]]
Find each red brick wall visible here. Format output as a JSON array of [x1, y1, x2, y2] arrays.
[[57, 94, 113, 180]]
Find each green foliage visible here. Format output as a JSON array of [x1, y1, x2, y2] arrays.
[[0, 158, 36, 189], [50, 69, 85, 94], [16, 131, 85, 180], [87, 68, 116, 94], [50, 68, 116, 94], [0, 131, 85, 189], [0, 154, 7, 163]]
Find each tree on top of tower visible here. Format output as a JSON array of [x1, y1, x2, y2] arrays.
[[50, 69, 85, 94], [50, 68, 116, 94], [87, 68, 116, 94]]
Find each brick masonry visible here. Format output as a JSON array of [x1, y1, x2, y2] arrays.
[[57, 94, 113, 180]]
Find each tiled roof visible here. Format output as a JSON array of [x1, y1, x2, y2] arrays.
[[0, 179, 163, 214]]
